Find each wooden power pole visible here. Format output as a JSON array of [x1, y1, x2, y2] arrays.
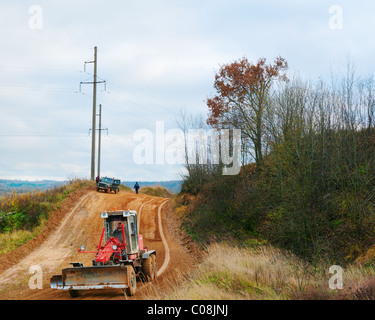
[[80, 47, 106, 181], [91, 46, 97, 181], [97, 104, 101, 178]]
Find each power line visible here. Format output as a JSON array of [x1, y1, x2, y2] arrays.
[[0, 134, 89, 138], [0, 64, 82, 74], [0, 84, 77, 93]]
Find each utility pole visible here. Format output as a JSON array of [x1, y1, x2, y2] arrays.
[[97, 104, 102, 178], [91, 46, 97, 181], [80, 46, 106, 180], [90, 104, 108, 179]]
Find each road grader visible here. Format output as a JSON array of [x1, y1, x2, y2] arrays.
[[50, 209, 157, 297]]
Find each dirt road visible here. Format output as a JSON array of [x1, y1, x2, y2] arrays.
[[0, 189, 199, 300]]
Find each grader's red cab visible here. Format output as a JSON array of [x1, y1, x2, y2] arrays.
[[50, 209, 156, 297]]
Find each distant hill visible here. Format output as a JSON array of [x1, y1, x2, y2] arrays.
[[0, 179, 183, 194], [0, 179, 67, 194], [121, 180, 182, 193]]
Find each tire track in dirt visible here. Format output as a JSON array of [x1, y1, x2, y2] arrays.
[[137, 198, 154, 231], [157, 200, 170, 277]]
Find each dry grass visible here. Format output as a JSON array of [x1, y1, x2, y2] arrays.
[[159, 243, 375, 300], [166, 243, 312, 300], [333, 265, 375, 300], [140, 186, 172, 198], [0, 230, 35, 255]]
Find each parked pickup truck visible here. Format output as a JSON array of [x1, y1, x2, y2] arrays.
[[97, 177, 121, 194]]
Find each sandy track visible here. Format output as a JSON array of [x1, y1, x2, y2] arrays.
[[0, 189, 198, 300]]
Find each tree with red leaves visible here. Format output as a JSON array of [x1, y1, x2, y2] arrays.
[[207, 56, 288, 165]]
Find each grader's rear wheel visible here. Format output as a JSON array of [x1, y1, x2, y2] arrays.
[[152, 254, 157, 278], [143, 255, 155, 281]]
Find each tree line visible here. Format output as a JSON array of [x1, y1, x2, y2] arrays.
[[179, 56, 375, 263]]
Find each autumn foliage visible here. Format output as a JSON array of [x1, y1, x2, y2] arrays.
[[207, 56, 288, 164]]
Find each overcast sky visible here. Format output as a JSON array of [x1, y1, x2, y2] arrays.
[[0, 0, 374, 182]]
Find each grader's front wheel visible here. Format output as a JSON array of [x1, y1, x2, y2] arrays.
[[124, 266, 136, 296]]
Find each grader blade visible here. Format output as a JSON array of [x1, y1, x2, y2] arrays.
[[50, 265, 129, 290]]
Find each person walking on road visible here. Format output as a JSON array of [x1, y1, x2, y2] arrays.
[[134, 182, 140, 194]]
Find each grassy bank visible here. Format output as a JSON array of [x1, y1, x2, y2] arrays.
[[0, 178, 95, 256], [140, 186, 172, 198], [119, 184, 132, 192], [165, 243, 375, 300]]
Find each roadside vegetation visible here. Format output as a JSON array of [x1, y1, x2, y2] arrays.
[[165, 243, 375, 300], [172, 56, 375, 299], [119, 184, 132, 192], [0, 178, 94, 256], [140, 186, 172, 198]]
